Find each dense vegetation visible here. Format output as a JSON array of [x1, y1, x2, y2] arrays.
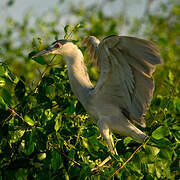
[[0, 0, 179, 179]]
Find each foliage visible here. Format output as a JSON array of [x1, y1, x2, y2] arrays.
[[0, 0, 180, 179]]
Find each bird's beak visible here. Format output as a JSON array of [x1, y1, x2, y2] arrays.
[[32, 47, 54, 58]]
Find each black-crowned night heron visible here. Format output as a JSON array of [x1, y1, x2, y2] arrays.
[[32, 35, 162, 155]]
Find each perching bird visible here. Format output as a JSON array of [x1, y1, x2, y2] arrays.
[[32, 35, 162, 155]]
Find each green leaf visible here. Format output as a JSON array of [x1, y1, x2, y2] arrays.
[[24, 115, 34, 126], [82, 137, 89, 150], [1, 88, 12, 105], [168, 71, 174, 81], [172, 125, 180, 131], [64, 25, 71, 39], [51, 151, 61, 172], [0, 78, 6, 87], [68, 149, 75, 159], [56, 132, 64, 148], [38, 153, 46, 160], [154, 138, 172, 147], [147, 164, 155, 175], [0, 62, 6, 75], [74, 23, 87, 30], [24, 131, 35, 155], [152, 126, 169, 140], [31, 37, 42, 49], [15, 79, 26, 100], [29, 51, 46, 65], [174, 131, 180, 141], [33, 57, 46, 65], [64, 170, 69, 180], [175, 99, 180, 112], [144, 146, 160, 161], [158, 147, 173, 161], [123, 137, 133, 145], [0, 97, 8, 110], [54, 117, 61, 132], [0, 62, 15, 82], [42, 76, 54, 86], [15, 168, 28, 180], [64, 24, 70, 34]]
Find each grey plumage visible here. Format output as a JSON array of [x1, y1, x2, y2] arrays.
[[32, 35, 162, 154]]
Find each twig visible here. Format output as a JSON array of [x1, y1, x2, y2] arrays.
[[8, 107, 25, 122], [4, 55, 57, 126], [66, 28, 74, 40], [164, 77, 180, 110], [14, 55, 57, 110], [4, 112, 12, 122], [55, 145, 81, 167], [34, 55, 56, 93], [111, 143, 144, 177], [60, 151, 81, 167]]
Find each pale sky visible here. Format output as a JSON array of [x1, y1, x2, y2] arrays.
[[0, 0, 148, 24]]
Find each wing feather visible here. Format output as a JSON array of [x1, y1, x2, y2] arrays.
[[82, 36, 100, 62], [84, 35, 162, 127]]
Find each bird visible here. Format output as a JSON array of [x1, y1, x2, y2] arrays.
[[32, 35, 162, 155]]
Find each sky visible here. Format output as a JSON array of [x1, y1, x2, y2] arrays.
[[0, 0, 148, 24]]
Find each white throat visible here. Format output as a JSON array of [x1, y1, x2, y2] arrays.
[[62, 44, 93, 107]]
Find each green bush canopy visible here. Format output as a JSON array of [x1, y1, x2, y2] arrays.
[[0, 0, 179, 179]]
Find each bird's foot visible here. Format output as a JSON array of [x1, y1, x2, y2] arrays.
[[91, 155, 112, 172]]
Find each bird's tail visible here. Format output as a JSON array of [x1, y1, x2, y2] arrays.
[[128, 122, 147, 143]]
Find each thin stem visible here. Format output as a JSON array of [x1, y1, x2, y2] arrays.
[[14, 55, 57, 111], [164, 77, 180, 110], [55, 145, 81, 167], [111, 143, 143, 177], [8, 107, 25, 122], [34, 55, 56, 93], [2, 112, 13, 126]]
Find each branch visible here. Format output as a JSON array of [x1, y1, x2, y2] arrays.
[[55, 146, 81, 167], [111, 143, 143, 177], [14, 55, 57, 110], [34, 55, 56, 93], [8, 107, 25, 122]]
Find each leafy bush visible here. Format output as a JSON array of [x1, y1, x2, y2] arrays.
[[0, 0, 179, 179]]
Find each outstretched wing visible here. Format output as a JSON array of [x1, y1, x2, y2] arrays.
[[82, 36, 100, 65], [84, 35, 162, 127]]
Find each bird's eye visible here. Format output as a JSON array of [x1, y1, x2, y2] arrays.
[[55, 43, 61, 48]]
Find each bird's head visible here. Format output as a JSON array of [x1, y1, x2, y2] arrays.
[[32, 39, 75, 58]]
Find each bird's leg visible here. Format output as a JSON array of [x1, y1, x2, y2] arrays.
[[109, 132, 118, 155], [97, 120, 117, 154], [91, 120, 117, 172]]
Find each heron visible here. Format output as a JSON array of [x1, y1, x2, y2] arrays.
[[32, 35, 162, 156]]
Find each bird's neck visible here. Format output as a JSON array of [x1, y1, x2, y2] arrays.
[[63, 45, 93, 106]]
